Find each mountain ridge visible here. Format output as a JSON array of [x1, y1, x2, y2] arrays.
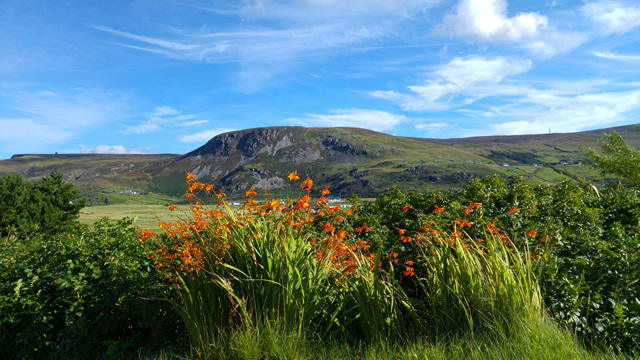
[[1, 124, 639, 203]]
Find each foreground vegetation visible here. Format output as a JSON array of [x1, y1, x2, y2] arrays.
[[1, 130, 640, 359]]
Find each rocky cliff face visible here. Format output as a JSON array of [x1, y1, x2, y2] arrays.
[[185, 127, 295, 158], [176, 126, 386, 193]]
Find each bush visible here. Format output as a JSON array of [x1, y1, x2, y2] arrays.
[[0, 218, 183, 359], [347, 175, 640, 353], [0, 171, 86, 238]]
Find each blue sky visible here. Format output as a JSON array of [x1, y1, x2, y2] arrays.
[[1, 0, 640, 159]]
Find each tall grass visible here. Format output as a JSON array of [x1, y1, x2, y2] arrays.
[[416, 231, 541, 338], [140, 172, 601, 358]]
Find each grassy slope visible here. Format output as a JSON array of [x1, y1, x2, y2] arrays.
[[2, 125, 639, 201]]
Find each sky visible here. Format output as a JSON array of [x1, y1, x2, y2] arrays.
[[1, 0, 640, 160]]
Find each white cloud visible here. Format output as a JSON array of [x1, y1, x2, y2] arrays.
[[180, 120, 210, 127], [581, 0, 640, 35], [93, 1, 443, 91], [522, 30, 587, 59], [286, 109, 406, 131], [153, 106, 181, 116], [591, 51, 640, 61], [0, 118, 74, 156], [179, 128, 236, 143], [238, 0, 439, 21], [414, 122, 456, 135], [79, 145, 152, 154], [477, 89, 640, 135], [431, 0, 548, 42], [0, 89, 127, 157], [370, 56, 532, 111], [124, 106, 205, 135]]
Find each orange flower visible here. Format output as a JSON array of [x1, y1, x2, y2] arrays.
[[319, 187, 330, 196], [462, 208, 472, 215], [526, 230, 538, 237], [400, 235, 412, 243], [287, 170, 300, 181], [508, 208, 520, 214], [300, 176, 314, 191], [296, 194, 311, 210], [186, 173, 196, 183], [403, 267, 415, 277], [402, 204, 413, 212], [323, 222, 335, 233], [355, 223, 371, 233], [167, 203, 178, 211], [405, 260, 414, 266], [245, 187, 257, 198], [433, 205, 445, 213]]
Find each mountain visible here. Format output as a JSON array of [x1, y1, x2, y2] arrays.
[[1, 125, 639, 202]]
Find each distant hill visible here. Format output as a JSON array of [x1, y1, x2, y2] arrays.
[[1, 125, 638, 203]]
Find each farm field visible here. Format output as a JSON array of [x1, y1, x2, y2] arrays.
[[79, 203, 178, 231], [79, 202, 247, 231]]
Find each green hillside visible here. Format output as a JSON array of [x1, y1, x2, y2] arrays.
[[1, 125, 638, 203]]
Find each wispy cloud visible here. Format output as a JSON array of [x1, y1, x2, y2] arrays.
[[241, 0, 441, 21], [414, 122, 456, 135], [591, 51, 640, 61], [179, 128, 236, 143], [370, 56, 532, 111], [0, 89, 127, 157], [581, 0, 640, 35], [91, 1, 443, 91], [80, 145, 152, 154], [124, 106, 202, 135], [471, 89, 640, 135], [286, 109, 406, 132], [180, 120, 210, 127], [0, 118, 75, 156]]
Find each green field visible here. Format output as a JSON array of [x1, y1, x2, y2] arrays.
[[79, 203, 179, 231], [79, 201, 247, 232]]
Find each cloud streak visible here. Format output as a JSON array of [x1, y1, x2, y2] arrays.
[[370, 56, 532, 111], [581, 0, 640, 35], [80, 145, 152, 154], [179, 128, 236, 143], [124, 106, 202, 135], [286, 109, 406, 131], [0, 89, 127, 157]]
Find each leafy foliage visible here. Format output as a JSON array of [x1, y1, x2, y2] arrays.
[[0, 218, 183, 359], [348, 175, 640, 353], [0, 171, 86, 238], [583, 125, 640, 186]]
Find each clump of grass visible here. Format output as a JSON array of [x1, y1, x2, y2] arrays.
[[415, 227, 541, 338]]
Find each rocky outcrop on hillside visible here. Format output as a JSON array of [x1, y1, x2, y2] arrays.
[[178, 127, 378, 190]]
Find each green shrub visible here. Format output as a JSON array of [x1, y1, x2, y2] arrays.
[[0, 218, 183, 359], [0, 171, 86, 238], [347, 175, 640, 353]]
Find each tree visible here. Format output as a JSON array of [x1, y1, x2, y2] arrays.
[[0, 171, 86, 237], [582, 125, 640, 186]]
